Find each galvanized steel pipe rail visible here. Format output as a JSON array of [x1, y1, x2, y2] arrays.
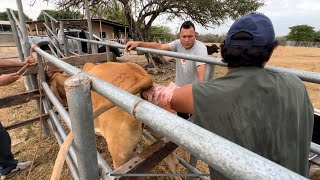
[[41, 10, 59, 23], [65, 36, 320, 84], [34, 46, 307, 179]]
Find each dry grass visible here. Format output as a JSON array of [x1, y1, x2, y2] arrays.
[[1, 46, 319, 179]]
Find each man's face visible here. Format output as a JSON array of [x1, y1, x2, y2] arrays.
[[179, 27, 196, 49]]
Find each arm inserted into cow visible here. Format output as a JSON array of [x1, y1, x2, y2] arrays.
[[141, 82, 179, 113]]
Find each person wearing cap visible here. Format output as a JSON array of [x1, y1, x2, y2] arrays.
[[0, 57, 36, 179], [125, 20, 208, 120], [143, 12, 314, 178]]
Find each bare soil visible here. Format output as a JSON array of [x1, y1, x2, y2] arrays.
[[1, 46, 319, 179]]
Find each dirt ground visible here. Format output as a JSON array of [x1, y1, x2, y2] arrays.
[[0, 45, 320, 179]]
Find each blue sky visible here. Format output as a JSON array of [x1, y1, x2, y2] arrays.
[[2, 0, 320, 37]]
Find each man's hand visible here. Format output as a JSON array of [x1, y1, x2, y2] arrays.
[[24, 56, 36, 66], [0, 73, 19, 86], [25, 44, 38, 66], [125, 41, 142, 52]]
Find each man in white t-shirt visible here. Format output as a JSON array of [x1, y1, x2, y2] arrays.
[[125, 21, 208, 119]]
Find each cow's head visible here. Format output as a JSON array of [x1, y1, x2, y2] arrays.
[[43, 61, 69, 106]]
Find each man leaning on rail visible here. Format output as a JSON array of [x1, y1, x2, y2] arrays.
[[142, 12, 314, 179], [125, 20, 208, 120], [0, 52, 36, 179]]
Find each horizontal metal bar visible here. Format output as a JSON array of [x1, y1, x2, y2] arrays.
[[111, 173, 209, 177], [69, 51, 79, 56], [4, 113, 50, 130], [36, 48, 80, 75], [265, 65, 320, 84], [65, 36, 320, 84], [41, 10, 59, 23], [142, 130, 209, 180], [0, 89, 41, 108], [34, 46, 306, 180]]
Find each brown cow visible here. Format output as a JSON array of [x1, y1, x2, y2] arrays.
[[48, 62, 179, 172], [82, 62, 152, 168]]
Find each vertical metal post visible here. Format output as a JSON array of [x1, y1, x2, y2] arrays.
[[99, 16, 102, 38], [84, 0, 98, 53], [125, 26, 127, 43], [72, 39, 75, 53], [106, 46, 111, 62], [59, 21, 69, 56], [65, 74, 99, 180], [16, 0, 33, 90], [204, 64, 216, 81], [76, 40, 82, 54], [16, 0, 30, 57], [36, 53, 51, 137], [6, 8, 24, 61], [44, 14, 50, 33], [35, 23, 39, 35], [50, 19, 56, 36]]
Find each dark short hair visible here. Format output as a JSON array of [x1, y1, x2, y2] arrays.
[[180, 21, 195, 32], [221, 32, 278, 67]]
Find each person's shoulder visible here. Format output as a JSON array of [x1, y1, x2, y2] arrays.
[[194, 40, 206, 46], [168, 39, 180, 48], [169, 39, 180, 44], [269, 71, 305, 89], [193, 77, 230, 93], [274, 71, 302, 82]]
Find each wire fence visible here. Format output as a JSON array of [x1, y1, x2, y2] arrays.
[[286, 41, 320, 48]]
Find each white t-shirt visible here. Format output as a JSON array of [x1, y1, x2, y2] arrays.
[[168, 39, 207, 86]]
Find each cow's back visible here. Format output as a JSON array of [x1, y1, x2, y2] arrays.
[[84, 62, 152, 109]]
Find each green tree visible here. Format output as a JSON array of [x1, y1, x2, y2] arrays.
[[276, 36, 286, 46], [92, 0, 127, 25], [50, 0, 264, 41], [314, 31, 320, 42], [37, 10, 83, 21], [286, 25, 316, 42], [149, 25, 174, 42], [0, 11, 31, 21], [197, 33, 218, 43]]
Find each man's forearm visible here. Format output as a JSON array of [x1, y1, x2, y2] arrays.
[[0, 59, 25, 69], [197, 64, 206, 81]]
